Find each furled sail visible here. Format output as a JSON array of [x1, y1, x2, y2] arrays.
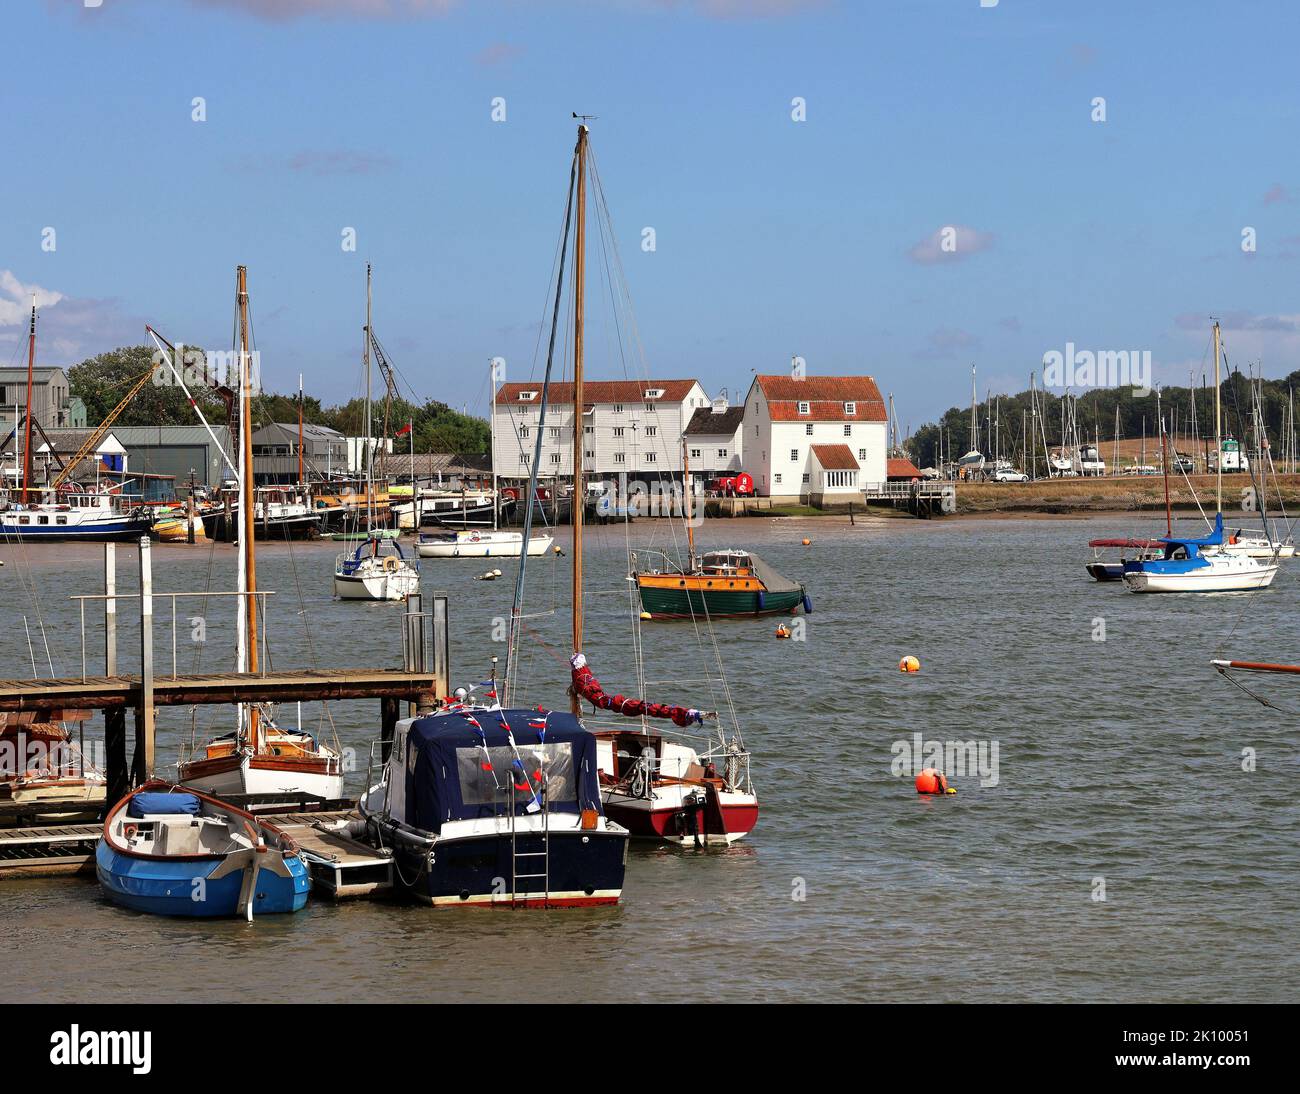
[[569, 653, 704, 727]]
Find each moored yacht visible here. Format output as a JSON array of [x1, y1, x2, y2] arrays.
[[334, 536, 420, 600], [360, 705, 628, 907]]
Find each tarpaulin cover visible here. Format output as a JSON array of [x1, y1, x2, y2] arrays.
[[128, 791, 200, 818], [744, 551, 802, 594], [570, 653, 703, 727], [404, 707, 602, 832]]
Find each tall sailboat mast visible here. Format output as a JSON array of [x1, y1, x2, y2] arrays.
[[22, 298, 36, 502], [570, 123, 588, 715], [297, 372, 305, 486], [237, 266, 260, 752], [1214, 319, 1223, 516], [364, 264, 374, 532], [969, 365, 977, 452], [490, 361, 498, 532]]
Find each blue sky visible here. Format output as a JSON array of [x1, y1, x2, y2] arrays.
[[2, 0, 1298, 433]]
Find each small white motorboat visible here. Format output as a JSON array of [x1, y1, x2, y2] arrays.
[[416, 528, 553, 559]]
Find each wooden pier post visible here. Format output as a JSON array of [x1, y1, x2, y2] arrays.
[[105, 709, 127, 810], [380, 697, 400, 764], [135, 536, 155, 782]]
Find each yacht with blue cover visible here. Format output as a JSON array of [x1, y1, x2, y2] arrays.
[[360, 706, 628, 907], [1122, 514, 1278, 593]]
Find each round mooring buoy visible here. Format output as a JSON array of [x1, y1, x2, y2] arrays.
[[802, 537, 812, 546], [775, 624, 791, 639], [916, 768, 954, 795], [639, 611, 652, 621], [899, 655, 920, 673]]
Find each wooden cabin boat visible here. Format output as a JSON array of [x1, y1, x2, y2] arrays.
[[634, 548, 809, 619], [0, 716, 105, 820], [570, 653, 759, 845], [96, 782, 309, 919], [360, 707, 628, 907]]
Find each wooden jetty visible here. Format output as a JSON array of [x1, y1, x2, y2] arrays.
[[0, 540, 447, 896], [0, 809, 393, 898]]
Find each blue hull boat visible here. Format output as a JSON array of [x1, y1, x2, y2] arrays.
[[96, 782, 309, 919]]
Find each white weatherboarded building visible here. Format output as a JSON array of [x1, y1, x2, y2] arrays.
[[741, 375, 888, 501], [493, 379, 710, 483]]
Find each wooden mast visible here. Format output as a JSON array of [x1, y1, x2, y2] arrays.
[[237, 266, 260, 752], [570, 123, 588, 714], [364, 264, 374, 534], [21, 298, 36, 502]]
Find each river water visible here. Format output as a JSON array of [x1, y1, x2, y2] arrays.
[[2, 513, 1296, 1003]]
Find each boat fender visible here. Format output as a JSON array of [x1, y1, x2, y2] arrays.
[[756, 590, 765, 612], [915, 768, 955, 795], [802, 593, 813, 614]]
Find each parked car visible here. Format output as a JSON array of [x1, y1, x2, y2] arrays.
[[993, 468, 1030, 482]]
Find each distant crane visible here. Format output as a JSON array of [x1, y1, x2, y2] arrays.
[[49, 361, 161, 492]]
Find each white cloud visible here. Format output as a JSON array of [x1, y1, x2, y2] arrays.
[[906, 225, 995, 265]]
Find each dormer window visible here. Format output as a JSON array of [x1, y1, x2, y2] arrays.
[[517, 390, 539, 402], [845, 401, 856, 415], [644, 388, 664, 399], [797, 401, 810, 415]]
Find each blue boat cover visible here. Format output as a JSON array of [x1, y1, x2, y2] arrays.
[[404, 707, 603, 831], [1162, 511, 1225, 548], [128, 791, 201, 818]]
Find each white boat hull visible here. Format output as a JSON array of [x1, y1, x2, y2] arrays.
[[1221, 541, 1296, 560], [416, 532, 553, 558], [1123, 559, 1279, 593], [334, 567, 420, 601]]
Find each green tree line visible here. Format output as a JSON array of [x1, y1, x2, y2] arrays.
[[68, 345, 490, 457], [906, 370, 1300, 469]]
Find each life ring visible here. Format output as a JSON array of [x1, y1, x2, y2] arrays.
[[123, 823, 138, 840], [382, 555, 402, 573]]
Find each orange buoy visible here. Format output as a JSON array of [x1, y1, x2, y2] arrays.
[[802, 537, 812, 546], [915, 768, 949, 795], [775, 624, 791, 639], [899, 655, 920, 673]]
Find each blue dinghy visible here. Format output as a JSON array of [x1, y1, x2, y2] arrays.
[[96, 781, 309, 919]]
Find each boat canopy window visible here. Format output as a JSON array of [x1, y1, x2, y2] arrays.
[[455, 743, 576, 807]]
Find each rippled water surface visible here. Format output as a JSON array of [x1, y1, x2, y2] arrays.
[[2, 513, 1297, 1003]]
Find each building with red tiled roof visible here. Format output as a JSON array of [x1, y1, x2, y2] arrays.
[[886, 457, 922, 480], [492, 377, 710, 482], [740, 373, 888, 499]]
